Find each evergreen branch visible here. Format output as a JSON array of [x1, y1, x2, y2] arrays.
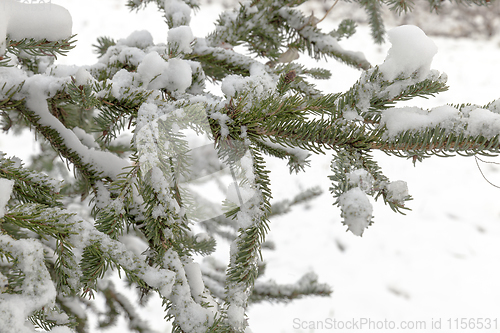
[[224, 147, 271, 331], [329, 19, 357, 41], [1, 204, 76, 242], [4, 75, 130, 185], [94, 83, 150, 144], [368, 75, 449, 112], [337, 67, 448, 122], [257, 117, 380, 153], [329, 147, 411, 219], [358, 0, 386, 44], [163, 248, 219, 332], [429, 0, 492, 12], [373, 126, 500, 157], [0, 81, 25, 112], [0, 153, 62, 207], [73, 218, 175, 300], [92, 36, 116, 59], [252, 137, 311, 173], [1, 204, 80, 294], [67, 79, 101, 113], [189, 42, 252, 82], [99, 281, 156, 333], [15, 102, 105, 183], [269, 186, 322, 217], [249, 272, 332, 304], [6, 35, 76, 59], [93, 194, 127, 240], [208, 2, 282, 59], [175, 232, 217, 256], [28, 307, 76, 331], [0, 235, 59, 331], [126, 0, 199, 12], [385, 0, 415, 14], [278, 7, 371, 69]]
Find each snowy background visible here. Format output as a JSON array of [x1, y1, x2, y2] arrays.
[[1, 0, 500, 332]]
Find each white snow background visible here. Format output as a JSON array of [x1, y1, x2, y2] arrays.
[[0, 1, 500, 332]]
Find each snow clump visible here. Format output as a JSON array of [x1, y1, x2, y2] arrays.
[[164, 0, 191, 26], [379, 25, 437, 81], [137, 51, 192, 92], [386, 180, 409, 205], [0, 0, 72, 54], [339, 187, 373, 236], [168, 26, 194, 53]]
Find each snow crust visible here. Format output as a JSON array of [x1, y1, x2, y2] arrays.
[[379, 25, 437, 81], [0, 0, 72, 54]]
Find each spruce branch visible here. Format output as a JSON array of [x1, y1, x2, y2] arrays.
[[330, 19, 357, 41], [1, 0, 498, 331], [189, 42, 252, 82], [269, 186, 322, 217], [92, 36, 116, 59], [15, 102, 105, 183], [278, 7, 371, 69], [249, 272, 332, 304], [0, 153, 62, 207], [385, 0, 415, 14], [357, 0, 386, 44], [6, 35, 76, 59], [373, 125, 500, 157]]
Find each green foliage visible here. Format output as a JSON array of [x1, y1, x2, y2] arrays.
[[0, 0, 498, 332], [1, 36, 76, 67]]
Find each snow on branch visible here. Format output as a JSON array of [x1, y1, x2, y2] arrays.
[[0, 0, 72, 55]]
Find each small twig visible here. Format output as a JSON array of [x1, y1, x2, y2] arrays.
[[316, 0, 340, 25], [475, 156, 500, 189], [298, 0, 339, 31]]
